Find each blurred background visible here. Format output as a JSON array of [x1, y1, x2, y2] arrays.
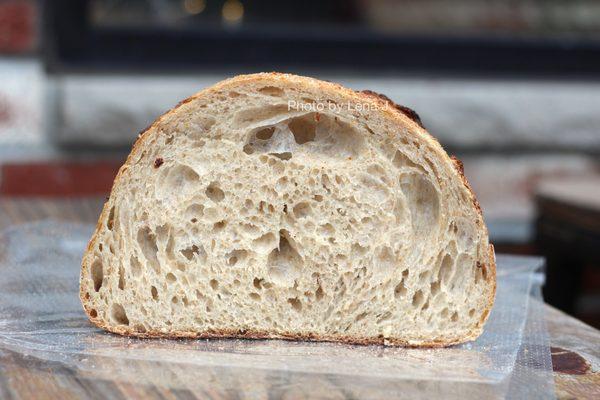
[[0, 0, 599, 327]]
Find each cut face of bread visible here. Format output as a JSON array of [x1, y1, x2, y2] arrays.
[[80, 73, 495, 347]]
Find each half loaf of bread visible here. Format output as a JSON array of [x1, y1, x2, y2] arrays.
[[80, 73, 495, 347]]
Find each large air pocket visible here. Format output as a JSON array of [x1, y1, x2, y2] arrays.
[[243, 113, 365, 161]]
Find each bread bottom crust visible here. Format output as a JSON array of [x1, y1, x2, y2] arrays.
[[83, 309, 482, 348]]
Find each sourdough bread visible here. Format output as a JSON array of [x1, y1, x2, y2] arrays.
[[80, 73, 496, 347]]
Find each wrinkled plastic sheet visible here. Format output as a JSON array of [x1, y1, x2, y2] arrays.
[[0, 221, 555, 399]]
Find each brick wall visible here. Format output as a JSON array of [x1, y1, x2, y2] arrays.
[[0, 0, 36, 54]]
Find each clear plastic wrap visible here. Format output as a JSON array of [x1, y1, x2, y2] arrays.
[[0, 221, 555, 399]]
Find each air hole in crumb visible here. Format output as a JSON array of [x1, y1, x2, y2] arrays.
[[451, 312, 459, 322], [315, 285, 325, 300], [166, 272, 177, 283], [107, 206, 115, 230], [137, 226, 160, 274], [181, 245, 201, 261], [288, 298, 302, 312], [226, 249, 247, 266], [322, 174, 332, 191], [206, 182, 225, 202], [256, 127, 275, 140], [118, 264, 125, 290], [430, 281, 441, 296], [376, 246, 395, 268], [110, 304, 129, 325], [210, 279, 219, 290], [151, 286, 158, 300], [89, 309, 97, 318], [160, 165, 199, 200], [392, 150, 420, 169], [252, 232, 277, 254], [439, 254, 454, 284], [412, 290, 425, 307], [258, 201, 271, 213], [469, 309, 476, 318], [243, 144, 255, 154], [288, 115, 316, 144], [91, 259, 103, 292], [275, 176, 289, 189], [270, 152, 292, 160], [313, 194, 323, 202], [134, 324, 146, 333], [394, 281, 407, 298], [172, 296, 179, 304], [258, 86, 284, 97], [253, 277, 264, 289], [213, 220, 227, 231], [267, 230, 302, 286], [293, 202, 311, 218], [250, 293, 261, 301]]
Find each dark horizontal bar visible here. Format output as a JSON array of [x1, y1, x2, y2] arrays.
[[43, 0, 600, 78]]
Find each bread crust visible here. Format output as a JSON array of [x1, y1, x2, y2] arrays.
[[80, 311, 482, 348], [80, 72, 496, 347]]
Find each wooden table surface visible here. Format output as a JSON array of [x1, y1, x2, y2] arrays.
[[0, 198, 598, 399]]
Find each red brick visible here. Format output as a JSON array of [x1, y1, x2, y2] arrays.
[[0, 161, 122, 197], [0, 1, 36, 53]]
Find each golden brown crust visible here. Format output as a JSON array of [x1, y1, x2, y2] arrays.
[[80, 72, 496, 347], [358, 89, 424, 128], [449, 156, 483, 217], [480, 244, 497, 327]]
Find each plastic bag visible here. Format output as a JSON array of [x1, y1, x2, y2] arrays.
[[0, 221, 554, 399]]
